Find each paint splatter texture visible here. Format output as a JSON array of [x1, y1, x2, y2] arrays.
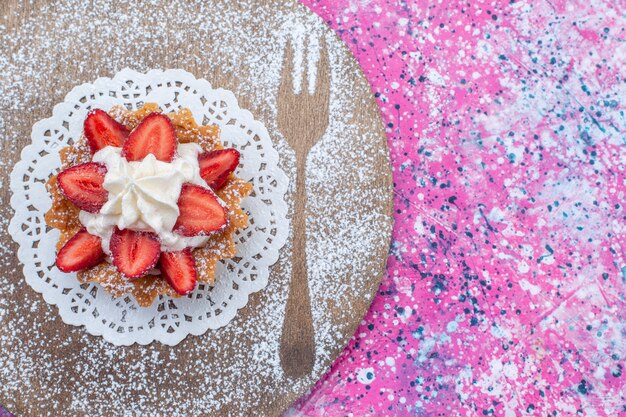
[[291, 0, 626, 415]]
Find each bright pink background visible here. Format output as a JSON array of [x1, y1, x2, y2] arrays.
[[289, 1, 626, 416]]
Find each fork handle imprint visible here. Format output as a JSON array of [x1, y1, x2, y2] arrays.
[[280, 152, 316, 378]]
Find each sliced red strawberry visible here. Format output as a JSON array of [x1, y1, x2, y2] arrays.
[[122, 113, 176, 162], [84, 109, 130, 154], [174, 184, 228, 236], [57, 162, 108, 213], [198, 148, 240, 190], [56, 229, 105, 273], [159, 249, 197, 295], [110, 228, 161, 279]]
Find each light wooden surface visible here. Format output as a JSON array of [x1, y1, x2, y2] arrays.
[[0, 1, 393, 416]]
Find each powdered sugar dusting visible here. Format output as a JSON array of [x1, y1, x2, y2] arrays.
[[0, 1, 392, 415]]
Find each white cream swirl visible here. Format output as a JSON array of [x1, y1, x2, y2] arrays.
[[79, 143, 211, 255]]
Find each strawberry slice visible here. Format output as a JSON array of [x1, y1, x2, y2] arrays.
[[198, 148, 240, 190], [110, 228, 161, 279], [122, 113, 176, 162], [57, 162, 108, 213], [56, 229, 105, 273], [174, 184, 228, 236], [159, 249, 197, 295], [84, 109, 130, 154]]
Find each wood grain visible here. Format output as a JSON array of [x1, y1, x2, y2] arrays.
[[0, 1, 393, 416]]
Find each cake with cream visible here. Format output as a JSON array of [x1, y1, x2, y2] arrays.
[[45, 104, 252, 306]]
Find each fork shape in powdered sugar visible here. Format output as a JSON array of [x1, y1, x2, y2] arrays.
[[277, 36, 330, 378]]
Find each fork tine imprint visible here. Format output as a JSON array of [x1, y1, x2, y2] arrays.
[[279, 40, 295, 97], [313, 36, 330, 103]]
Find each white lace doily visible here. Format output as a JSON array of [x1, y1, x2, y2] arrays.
[[8, 68, 289, 346]]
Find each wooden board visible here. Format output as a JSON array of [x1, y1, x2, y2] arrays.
[[0, 1, 393, 416]]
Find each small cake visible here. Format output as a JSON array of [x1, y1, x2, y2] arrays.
[[45, 103, 253, 306]]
